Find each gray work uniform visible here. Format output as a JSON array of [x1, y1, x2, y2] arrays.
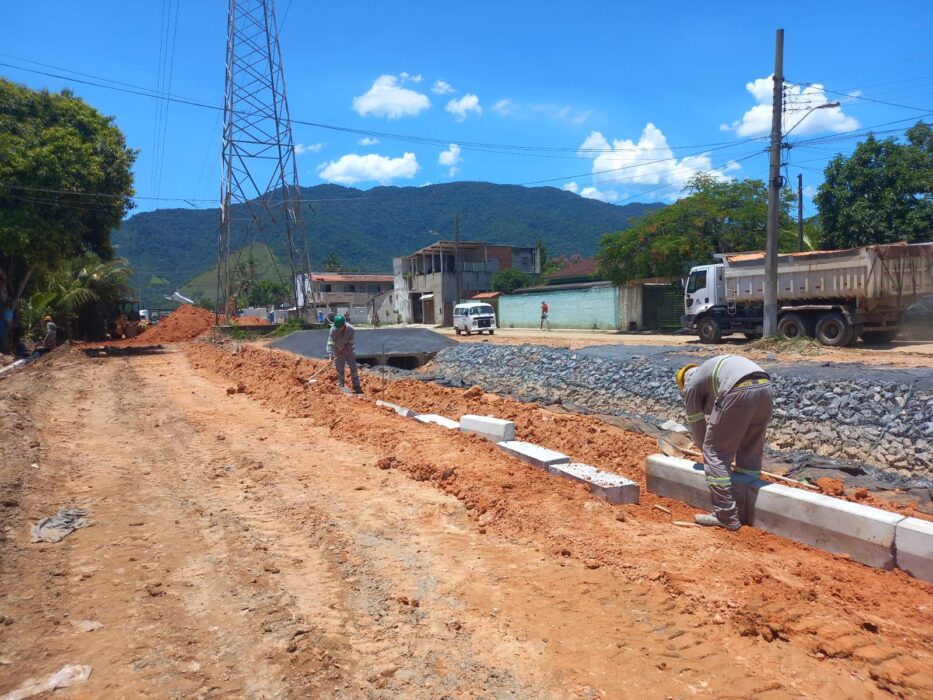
[[683, 355, 773, 525], [326, 323, 361, 392]]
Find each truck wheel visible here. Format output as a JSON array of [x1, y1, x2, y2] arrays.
[[488, 329, 494, 335], [861, 330, 899, 344], [777, 313, 813, 340], [815, 312, 852, 347], [846, 324, 864, 347], [697, 317, 722, 344]]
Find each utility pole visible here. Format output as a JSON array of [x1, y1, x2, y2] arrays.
[[763, 28, 784, 337], [454, 214, 462, 305], [797, 173, 804, 252]]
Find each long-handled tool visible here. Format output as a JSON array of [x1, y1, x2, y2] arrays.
[[304, 358, 333, 385]]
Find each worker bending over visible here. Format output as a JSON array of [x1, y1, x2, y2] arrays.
[[326, 315, 362, 394], [676, 355, 773, 531]]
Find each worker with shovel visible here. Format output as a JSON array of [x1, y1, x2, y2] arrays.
[[676, 355, 773, 531], [326, 315, 362, 394]]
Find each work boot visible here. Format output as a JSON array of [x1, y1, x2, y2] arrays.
[[353, 386, 363, 395], [694, 513, 741, 531]]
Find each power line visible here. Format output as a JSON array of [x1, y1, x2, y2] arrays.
[[0, 58, 766, 155], [786, 79, 932, 113]]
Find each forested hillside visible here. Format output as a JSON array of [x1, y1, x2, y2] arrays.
[[112, 182, 662, 306]]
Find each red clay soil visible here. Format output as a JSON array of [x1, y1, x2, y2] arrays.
[[185, 341, 933, 696], [94, 304, 216, 347]]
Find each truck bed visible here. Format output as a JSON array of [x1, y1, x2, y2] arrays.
[[722, 242, 933, 309]]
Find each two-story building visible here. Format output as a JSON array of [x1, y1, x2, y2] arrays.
[[296, 272, 394, 322], [393, 241, 542, 325]]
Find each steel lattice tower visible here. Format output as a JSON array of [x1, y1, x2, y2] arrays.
[[217, 0, 307, 321]]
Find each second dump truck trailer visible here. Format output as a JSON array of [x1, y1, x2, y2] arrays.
[[681, 242, 933, 346]]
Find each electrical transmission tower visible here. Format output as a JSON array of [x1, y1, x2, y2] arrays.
[[217, 0, 307, 322]]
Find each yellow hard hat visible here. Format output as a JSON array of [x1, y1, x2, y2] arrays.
[[675, 364, 698, 391], [43, 315, 52, 321]]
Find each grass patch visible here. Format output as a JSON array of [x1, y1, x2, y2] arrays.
[[747, 333, 823, 354]]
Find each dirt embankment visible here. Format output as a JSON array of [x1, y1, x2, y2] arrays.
[[184, 341, 933, 697], [83, 304, 215, 347]]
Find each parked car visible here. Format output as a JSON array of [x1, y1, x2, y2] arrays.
[[453, 302, 497, 336]]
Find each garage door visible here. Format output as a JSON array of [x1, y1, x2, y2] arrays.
[[642, 284, 683, 331]]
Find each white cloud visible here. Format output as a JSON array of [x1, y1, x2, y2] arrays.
[[803, 185, 817, 198], [352, 75, 431, 119], [294, 143, 324, 155], [446, 94, 482, 122], [562, 181, 619, 202], [399, 72, 423, 83], [358, 137, 380, 146], [721, 76, 858, 137], [580, 186, 618, 202], [491, 99, 591, 124], [438, 143, 462, 176], [493, 98, 515, 116], [317, 152, 419, 185], [432, 80, 455, 95], [578, 124, 738, 198]]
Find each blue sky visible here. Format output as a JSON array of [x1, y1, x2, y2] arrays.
[[1, 1, 931, 215]]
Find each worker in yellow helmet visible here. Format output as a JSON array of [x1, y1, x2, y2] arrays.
[[676, 355, 773, 531]]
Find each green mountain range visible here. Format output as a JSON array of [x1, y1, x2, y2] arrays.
[[112, 182, 662, 307]]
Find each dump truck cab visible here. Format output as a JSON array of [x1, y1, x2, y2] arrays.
[[682, 264, 725, 325]]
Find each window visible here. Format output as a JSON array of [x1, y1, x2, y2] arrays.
[[686, 271, 707, 294], [346, 284, 356, 292], [323, 284, 332, 293]]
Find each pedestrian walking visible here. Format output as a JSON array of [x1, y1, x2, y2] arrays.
[[540, 301, 550, 330], [326, 315, 362, 394], [675, 355, 773, 530]]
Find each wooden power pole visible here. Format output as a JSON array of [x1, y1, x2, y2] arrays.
[[763, 28, 784, 337]]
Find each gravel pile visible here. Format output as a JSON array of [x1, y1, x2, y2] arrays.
[[428, 343, 933, 479]]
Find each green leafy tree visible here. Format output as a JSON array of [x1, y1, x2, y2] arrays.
[[24, 255, 133, 340], [815, 121, 932, 248], [323, 253, 341, 271], [246, 280, 288, 307], [0, 79, 137, 322], [491, 268, 532, 294], [597, 175, 795, 285]]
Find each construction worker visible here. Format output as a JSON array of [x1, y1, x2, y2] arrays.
[[39, 316, 57, 353], [326, 315, 362, 394], [676, 355, 773, 531]]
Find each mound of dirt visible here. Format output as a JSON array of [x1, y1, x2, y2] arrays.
[[111, 305, 215, 346]]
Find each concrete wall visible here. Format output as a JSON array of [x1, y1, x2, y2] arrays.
[[619, 284, 643, 330], [500, 285, 619, 329]]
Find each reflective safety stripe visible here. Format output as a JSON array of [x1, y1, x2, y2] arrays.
[[706, 475, 733, 485], [710, 356, 730, 399], [686, 412, 705, 423], [734, 467, 762, 476]]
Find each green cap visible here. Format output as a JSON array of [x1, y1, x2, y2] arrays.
[[333, 314, 346, 328]]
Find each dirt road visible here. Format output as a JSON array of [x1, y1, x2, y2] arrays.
[[1, 344, 931, 698]]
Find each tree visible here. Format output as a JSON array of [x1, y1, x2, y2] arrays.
[[22, 255, 133, 340], [491, 268, 532, 294], [0, 79, 136, 321], [815, 121, 932, 249], [323, 253, 341, 271], [246, 280, 288, 307], [596, 175, 795, 285]]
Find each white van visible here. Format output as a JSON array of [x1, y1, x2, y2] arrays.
[[453, 302, 497, 335]]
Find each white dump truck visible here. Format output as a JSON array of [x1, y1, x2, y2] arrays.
[[681, 242, 933, 346]]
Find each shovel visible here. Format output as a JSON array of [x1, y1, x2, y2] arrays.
[[304, 358, 333, 385]]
